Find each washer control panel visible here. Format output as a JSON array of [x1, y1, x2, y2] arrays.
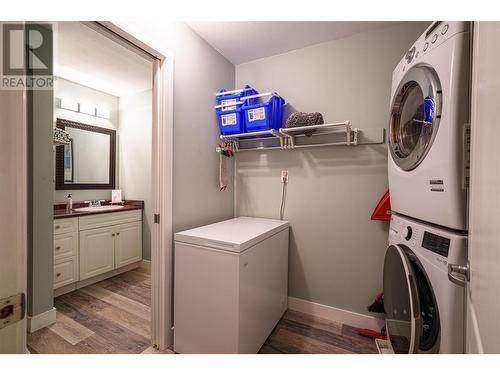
[[389, 214, 467, 272], [422, 231, 451, 258], [389, 217, 421, 248]]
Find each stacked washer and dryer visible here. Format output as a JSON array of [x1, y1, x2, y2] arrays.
[[383, 22, 471, 354]]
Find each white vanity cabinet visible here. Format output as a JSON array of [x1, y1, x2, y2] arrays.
[[114, 221, 143, 269], [79, 226, 116, 280], [53, 217, 79, 289], [79, 220, 142, 280], [53, 208, 143, 290]]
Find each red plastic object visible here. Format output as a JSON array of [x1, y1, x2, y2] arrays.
[[358, 328, 387, 340], [371, 190, 391, 221]]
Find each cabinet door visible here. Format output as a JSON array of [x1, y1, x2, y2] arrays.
[[115, 221, 142, 268], [80, 226, 115, 280]]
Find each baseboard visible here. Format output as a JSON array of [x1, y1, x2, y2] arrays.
[[140, 259, 151, 272], [27, 307, 56, 333], [287, 297, 385, 331]]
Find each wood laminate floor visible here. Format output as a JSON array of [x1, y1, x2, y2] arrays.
[[28, 269, 378, 354]]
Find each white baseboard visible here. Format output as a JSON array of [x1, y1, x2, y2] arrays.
[[140, 259, 151, 272], [27, 307, 57, 333], [288, 297, 385, 331]]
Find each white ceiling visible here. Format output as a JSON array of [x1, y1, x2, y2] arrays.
[[56, 22, 153, 97], [188, 21, 403, 64]]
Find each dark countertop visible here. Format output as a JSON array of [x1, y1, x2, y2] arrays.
[[54, 200, 144, 219]]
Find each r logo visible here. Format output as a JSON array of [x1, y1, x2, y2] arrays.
[[2, 23, 52, 76]]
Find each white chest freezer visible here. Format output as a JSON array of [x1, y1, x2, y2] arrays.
[[173, 216, 289, 354]]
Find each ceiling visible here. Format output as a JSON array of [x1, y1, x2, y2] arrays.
[[188, 21, 403, 64], [56, 22, 153, 97]]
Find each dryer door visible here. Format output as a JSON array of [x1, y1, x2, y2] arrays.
[[383, 244, 423, 353], [389, 66, 442, 171]]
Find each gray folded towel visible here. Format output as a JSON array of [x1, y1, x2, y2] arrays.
[[284, 112, 324, 136]]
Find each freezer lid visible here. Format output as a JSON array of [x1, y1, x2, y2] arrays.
[[174, 216, 289, 253]]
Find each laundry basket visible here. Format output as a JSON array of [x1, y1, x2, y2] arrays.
[[215, 85, 258, 135], [241, 92, 285, 133]]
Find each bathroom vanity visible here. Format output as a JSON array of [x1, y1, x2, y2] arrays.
[[53, 201, 143, 296]]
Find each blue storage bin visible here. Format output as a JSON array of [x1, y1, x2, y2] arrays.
[[241, 93, 285, 133], [215, 85, 258, 135]]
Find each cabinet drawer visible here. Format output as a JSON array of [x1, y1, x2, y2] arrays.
[[54, 232, 78, 261], [79, 209, 142, 231], [54, 257, 78, 289], [54, 217, 78, 235]]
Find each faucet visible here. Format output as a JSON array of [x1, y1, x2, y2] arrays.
[[84, 200, 106, 208]]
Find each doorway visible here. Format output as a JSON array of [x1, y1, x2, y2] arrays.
[[26, 21, 173, 353]]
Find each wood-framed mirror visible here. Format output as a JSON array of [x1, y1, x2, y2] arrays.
[[55, 118, 116, 190]]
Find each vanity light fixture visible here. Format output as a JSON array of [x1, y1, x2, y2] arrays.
[[79, 102, 96, 116], [60, 98, 79, 112], [96, 107, 111, 119], [59, 98, 110, 119]]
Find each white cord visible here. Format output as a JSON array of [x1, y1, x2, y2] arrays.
[[280, 181, 287, 220]]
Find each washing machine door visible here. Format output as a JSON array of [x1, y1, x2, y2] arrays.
[[383, 244, 422, 353], [384, 244, 441, 353], [389, 66, 442, 171]]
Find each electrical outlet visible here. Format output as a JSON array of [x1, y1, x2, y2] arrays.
[[281, 170, 289, 183]]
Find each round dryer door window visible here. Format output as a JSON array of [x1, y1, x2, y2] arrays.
[[389, 66, 442, 171], [383, 244, 440, 354]]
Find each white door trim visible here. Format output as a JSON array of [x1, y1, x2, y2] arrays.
[[95, 22, 174, 350], [288, 297, 385, 332], [0, 33, 28, 352]]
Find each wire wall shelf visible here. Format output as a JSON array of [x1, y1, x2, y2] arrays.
[[219, 121, 385, 152]]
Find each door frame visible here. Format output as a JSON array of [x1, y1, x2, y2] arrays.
[[91, 22, 175, 350], [0, 50, 28, 353]]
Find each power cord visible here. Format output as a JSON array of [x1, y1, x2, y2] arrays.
[[280, 181, 287, 221]]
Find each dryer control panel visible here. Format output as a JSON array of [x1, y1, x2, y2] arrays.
[[392, 21, 470, 83]]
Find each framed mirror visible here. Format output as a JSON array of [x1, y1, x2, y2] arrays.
[[55, 118, 116, 190]]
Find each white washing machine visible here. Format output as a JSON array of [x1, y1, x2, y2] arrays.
[[383, 213, 467, 354], [388, 22, 471, 231]]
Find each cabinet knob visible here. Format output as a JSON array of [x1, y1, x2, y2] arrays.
[[56, 273, 61, 277], [112, 233, 115, 237], [55, 246, 61, 250], [116, 233, 120, 236], [55, 225, 60, 229]]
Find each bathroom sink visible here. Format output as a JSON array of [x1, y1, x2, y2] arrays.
[[73, 205, 125, 213]]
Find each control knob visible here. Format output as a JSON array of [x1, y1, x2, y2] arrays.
[[405, 226, 413, 241]]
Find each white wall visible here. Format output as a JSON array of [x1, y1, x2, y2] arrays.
[[235, 22, 429, 316], [54, 77, 119, 203], [119, 89, 153, 260], [115, 22, 235, 233]]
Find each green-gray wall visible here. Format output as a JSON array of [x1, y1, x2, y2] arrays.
[[115, 22, 236, 232], [118, 89, 153, 261], [234, 22, 430, 316], [27, 23, 54, 316]]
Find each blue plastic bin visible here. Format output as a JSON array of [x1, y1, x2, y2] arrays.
[[215, 85, 258, 135], [241, 93, 285, 133]]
